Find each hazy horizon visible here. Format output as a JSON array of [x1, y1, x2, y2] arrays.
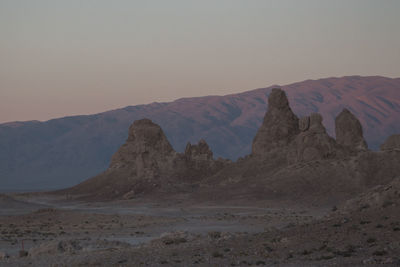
[[1, 0, 400, 123]]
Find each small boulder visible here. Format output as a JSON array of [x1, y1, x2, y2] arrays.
[[19, 250, 28, 258], [159, 231, 189, 245], [29, 240, 82, 257], [0, 251, 8, 260]]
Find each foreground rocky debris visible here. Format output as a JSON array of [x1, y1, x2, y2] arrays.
[[1, 193, 399, 266]]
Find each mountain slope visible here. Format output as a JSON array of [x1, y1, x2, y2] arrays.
[[1, 76, 399, 190]]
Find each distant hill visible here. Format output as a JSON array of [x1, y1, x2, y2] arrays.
[[1, 76, 399, 190]]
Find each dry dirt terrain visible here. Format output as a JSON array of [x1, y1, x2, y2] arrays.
[[0, 191, 399, 266], [0, 194, 317, 266]]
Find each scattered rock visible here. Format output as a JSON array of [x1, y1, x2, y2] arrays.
[[208, 231, 222, 239], [34, 208, 58, 214], [19, 250, 28, 258], [29, 240, 82, 257], [159, 232, 189, 245], [0, 251, 8, 260], [341, 177, 400, 212]]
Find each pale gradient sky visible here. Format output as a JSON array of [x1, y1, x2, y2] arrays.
[[1, 0, 399, 123]]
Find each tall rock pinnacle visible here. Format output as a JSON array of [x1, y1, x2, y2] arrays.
[[252, 88, 299, 156], [335, 109, 368, 151]]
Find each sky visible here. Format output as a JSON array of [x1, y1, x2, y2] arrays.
[[1, 0, 399, 123]]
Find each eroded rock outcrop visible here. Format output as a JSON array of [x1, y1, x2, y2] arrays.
[[66, 88, 400, 204], [288, 113, 340, 163], [109, 119, 177, 178], [380, 134, 400, 151], [252, 89, 373, 164], [184, 140, 215, 172], [251, 88, 344, 163], [68, 119, 227, 199], [184, 139, 213, 162], [335, 108, 368, 152], [252, 88, 299, 156]]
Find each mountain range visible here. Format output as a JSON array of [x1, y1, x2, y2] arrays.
[[1, 75, 399, 190]]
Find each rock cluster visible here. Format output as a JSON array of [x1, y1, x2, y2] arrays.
[[71, 119, 227, 198], [0, 251, 8, 260], [184, 139, 213, 163], [68, 88, 400, 202], [288, 113, 339, 163], [109, 119, 225, 180], [183, 139, 217, 174], [380, 134, 400, 151], [252, 88, 368, 163]]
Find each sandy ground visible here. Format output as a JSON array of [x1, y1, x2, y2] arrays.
[[0, 193, 399, 266]]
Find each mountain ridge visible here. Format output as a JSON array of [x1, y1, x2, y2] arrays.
[[1, 75, 399, 190]]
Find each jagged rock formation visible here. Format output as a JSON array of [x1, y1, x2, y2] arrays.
[[183, 140, 223, 177], [251, 89, 347, 163], [184, 139, 213, 163], [335, 108, 368, 152], [380, 134, 400, 151], [67, 119, 227, 199], [288, 113, 340, 163], [251, 93, 371, 163], [108, 119, 177, 178], [251, 88, 299, 156], [65, 88, 400, 206], [206, 87, 400, 205]]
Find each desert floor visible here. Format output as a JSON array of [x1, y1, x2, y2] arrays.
[[0, 193, 399, 266]]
